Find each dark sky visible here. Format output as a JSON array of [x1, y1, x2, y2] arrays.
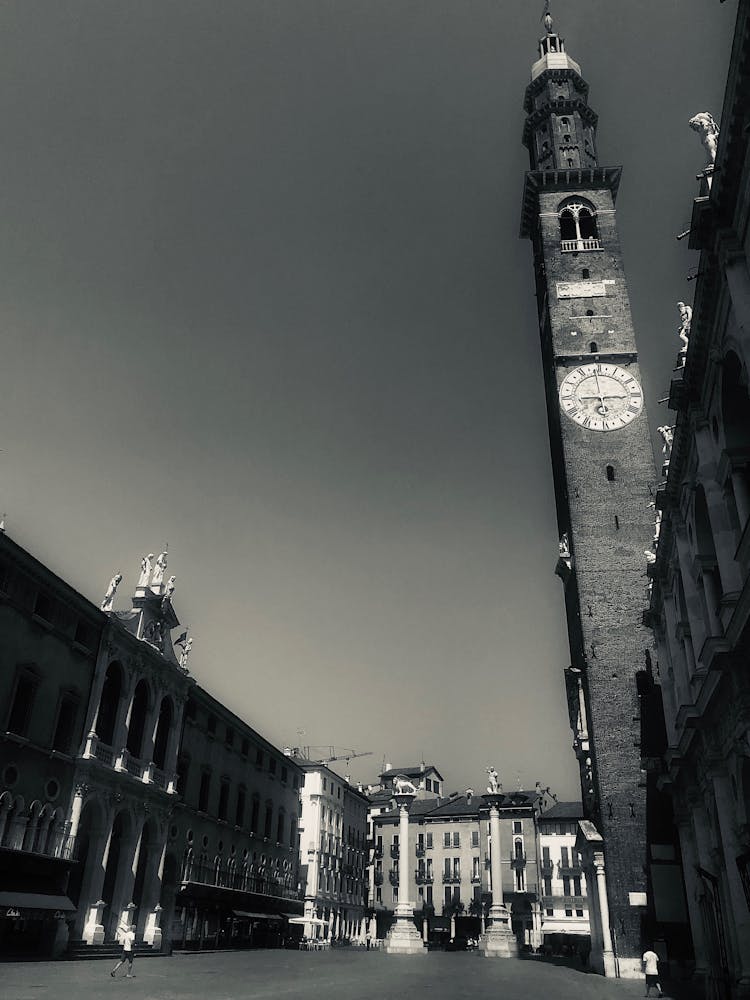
[[0, 1, 737, 797]]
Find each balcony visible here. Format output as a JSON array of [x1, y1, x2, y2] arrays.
[[84, 735, 177, 794], [561, 238, 602, 252], [541, 894, 587, 911], [0, 818, 77, 862], [390, 845, 400, 859], [180, 859, 302, 901], [557, 863, 583, 876], [373, 846, 383, 860], [374, 871, 384, 886], [442, 873, 461, 884], [415, 845, 425, 858], [415, 870, 434, 885], [470, 873, 482, 884], [510, 853, 527, 869], [388, 869, 399, 886], [540, 860, 553, 874]]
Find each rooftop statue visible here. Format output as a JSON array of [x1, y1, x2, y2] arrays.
[[689, 112, 720, 166], [152, 550, 168, 588], [677, 302, 692, 362], [644, 549, 657, 566], [657, 425, 674, 458], [101, 573, 123, 612], [138, 554, 154, 589], [179, 636, 193, 670], [162, 575, 176, 610], [559, 533, 571, 560]]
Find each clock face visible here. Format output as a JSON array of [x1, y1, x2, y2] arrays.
[[559, 363, 643, 431]]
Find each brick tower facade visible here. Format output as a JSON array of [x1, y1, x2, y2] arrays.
[[519, 17, 658, 977]]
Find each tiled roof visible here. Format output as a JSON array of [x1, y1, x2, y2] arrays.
[[380, 765, 443, 780], [538, 800, 583, 821]]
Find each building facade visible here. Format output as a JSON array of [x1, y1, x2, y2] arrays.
[[537, 802, 590, 948], [296, 761, 368, 940], [0, 534, 104, 958], [0, 535, 305, 958], [520, 15, 658, 978], [645, 2, 750, 997], [170, 687, 303, 951]]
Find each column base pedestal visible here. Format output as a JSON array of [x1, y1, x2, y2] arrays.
[[82, 902, 106, 945], [384, 906, 427, 955], [478, 908, 518, 959]]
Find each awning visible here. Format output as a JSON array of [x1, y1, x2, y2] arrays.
[[287, 916, 328, 926], [231, 910, 283, 920], [0, 893, 75, 915]]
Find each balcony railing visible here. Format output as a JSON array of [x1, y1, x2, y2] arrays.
[[415, 846, 425, 858], [561, 238, 602, 252], [389, 869, 399, 886], [373, 846, 383, 859], [557, 863, 583, 876], [415, 870, 434, 885], [540, 860, 553, 874], [0, 819, 76, 861], [541, 894, 587, 910], [510, 853, 527, 869], [390, 845, 400, 859], [442, 873, 461, 884], [85, 734, 177, 794], [181, 859, 302, 901], [374, 871, 384, 886], [470, 873, 482, 883]]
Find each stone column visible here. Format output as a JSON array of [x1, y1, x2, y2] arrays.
[[478, 795, 517, 958], [593, 852, 617, 978], [384, 790, 426, 955], [674, 811, 709, 982], [67, 785, 86, 841], [711, 771, 750, 995]]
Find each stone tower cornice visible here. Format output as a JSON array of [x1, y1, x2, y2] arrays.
[[520, 166, 622, 239]]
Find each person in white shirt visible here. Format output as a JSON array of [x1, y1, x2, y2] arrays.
[[111, 923, 136, 979], [642, 947, 663, 998]]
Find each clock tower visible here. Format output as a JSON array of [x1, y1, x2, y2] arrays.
[[520, 15, 657, 977]]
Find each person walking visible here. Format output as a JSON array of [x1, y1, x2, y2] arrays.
[[111, 923, 136, 978], [642, 946, 664, 998]]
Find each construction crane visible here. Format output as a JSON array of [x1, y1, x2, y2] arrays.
[[283, 745, 372, 779]]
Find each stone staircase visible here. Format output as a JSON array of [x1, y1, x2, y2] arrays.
[[65, 940, 165, 961]]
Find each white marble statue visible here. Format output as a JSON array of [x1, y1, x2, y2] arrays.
[[100, 573, 123, 612], [152, 550, 168, 588], [677, 301, 692, 361], [162, 575, 176, 609], [644, 549, 657, 566], [486, 766, 501, 795], [657, 425, 675, 458], [689, 112, 720, 166], [138, 554, 154, 588], [393, 775, 417, 796], [559, 533, 571, 560], [179, 636, 193, 670]]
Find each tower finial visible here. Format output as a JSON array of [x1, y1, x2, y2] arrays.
[[542, 1, 553, 34]]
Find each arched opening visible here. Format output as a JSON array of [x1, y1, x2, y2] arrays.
[[132, 820, 157, 932], [589, 341, 598, 353], [559, 200, 599, 251], [1, 795, 24, 849], [152, 697, 173, 770], [606, 465, 615, 482], [127, 680, 150, 759], [96, 662, 123, 747]]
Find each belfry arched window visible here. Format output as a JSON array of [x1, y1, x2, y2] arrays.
[[559, 200, 601, 252]]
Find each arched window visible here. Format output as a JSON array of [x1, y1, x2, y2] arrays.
[[559, 200, 600, 251], [606, 465, 615, 482], [589, 342, 598, 354]]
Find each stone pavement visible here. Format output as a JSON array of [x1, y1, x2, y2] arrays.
[[1, 950, 699, 1000]]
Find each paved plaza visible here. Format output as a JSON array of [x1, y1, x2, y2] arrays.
[[2, 950, 694, 1000]]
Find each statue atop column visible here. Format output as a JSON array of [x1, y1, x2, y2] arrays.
[[677, 302, 692, 363], [151, 550, 168, 588], [393, 776, 417, 796], [100, 573, 123, 612], [137, 554, 154, 589], [689, 112, 720, 167], [486, 766, 501, 795]]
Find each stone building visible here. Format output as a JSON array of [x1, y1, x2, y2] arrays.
[[169, 687, 303, 950], [536, 801, 590, 949], [519, 13, 659, 978], [296, 760, 368, 941], [0, 533, 104, 958], [0, 536, 305, 957], [645, 1, 750, 996]]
